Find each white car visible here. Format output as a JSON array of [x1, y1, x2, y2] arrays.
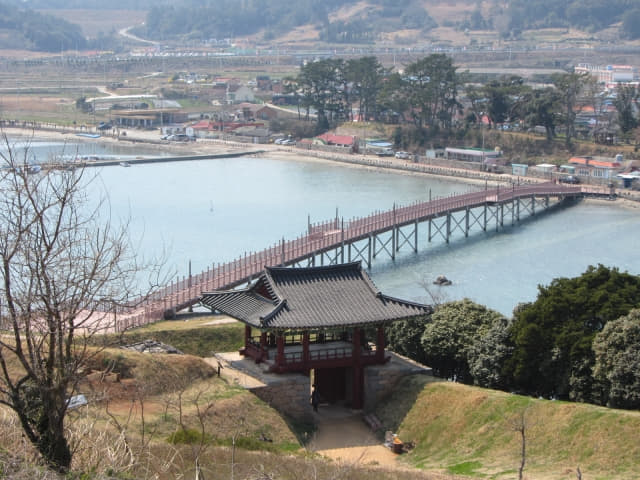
[[395, 151, 410, 159]]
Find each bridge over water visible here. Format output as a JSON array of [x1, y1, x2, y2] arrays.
[[113, 182, 612, 331]]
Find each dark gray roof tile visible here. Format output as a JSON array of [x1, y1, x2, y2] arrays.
[[200, 262, 431, 330]]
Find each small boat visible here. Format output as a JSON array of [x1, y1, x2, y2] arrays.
[[76, 133, 101, 139], [119, 161, 131, 167]]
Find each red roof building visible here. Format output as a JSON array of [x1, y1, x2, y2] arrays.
[[313, 133, 358, 148]]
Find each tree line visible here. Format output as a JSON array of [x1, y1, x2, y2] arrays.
[[386, 265, 640, 410], [0, 1, 87, 52], [288, 55, 640, 147], [469, 0, 640, 40], [140, 0, 433, 42]]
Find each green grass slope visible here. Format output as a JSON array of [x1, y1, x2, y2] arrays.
[[376, 376, 640, 479], [96, 316, 245, 357]]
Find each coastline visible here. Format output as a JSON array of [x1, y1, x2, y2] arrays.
[[4, 125, 639, 208]]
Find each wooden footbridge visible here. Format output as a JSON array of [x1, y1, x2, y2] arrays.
[[114, 182, 613, 331]]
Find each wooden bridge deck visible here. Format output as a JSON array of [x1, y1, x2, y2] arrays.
[[113, 182, 612, 331]]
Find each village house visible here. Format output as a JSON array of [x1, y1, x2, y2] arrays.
[[227, 84, 255, 104], [235, 102, 279, 121], [566, 155, 624, 180], [113, 108, 187, 129], [313, 133, 358, 150]]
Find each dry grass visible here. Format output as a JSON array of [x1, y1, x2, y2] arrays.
[[38, 9, 147, 39], [329, 1, 375, 22], [377, 377, 640, 479]]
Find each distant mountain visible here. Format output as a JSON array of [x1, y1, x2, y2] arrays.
[[0, 1, 87, 51], [489, 0, 640, 38], [9, 0, 154, 9], [134, 0, 640, 44], [139, 0, 436, 43], [3, 0, 638, 52]]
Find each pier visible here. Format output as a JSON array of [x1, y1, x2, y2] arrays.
[[40, 151, 266, 170]]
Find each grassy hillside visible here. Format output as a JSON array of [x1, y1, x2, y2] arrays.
[[376, 376, 640, 479], [0, 347, 457, 480], [95, 316, 245, 357]]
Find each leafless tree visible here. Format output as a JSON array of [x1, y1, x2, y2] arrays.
[[510, 405, 534, 480], [418, 277, 449, 306], [0, 133, 160, 472]]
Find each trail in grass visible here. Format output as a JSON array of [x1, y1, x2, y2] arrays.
[[308, 406, 399, 468]]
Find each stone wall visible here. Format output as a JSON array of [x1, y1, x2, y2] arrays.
[[250, 374, 313, 423], [363, 352, 432, 412]]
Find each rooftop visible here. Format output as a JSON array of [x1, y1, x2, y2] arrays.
[[200, 262, 431, 331]]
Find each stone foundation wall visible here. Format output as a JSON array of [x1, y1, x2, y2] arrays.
[[363, 353, 432, 412], [250, 374, 313, 423]]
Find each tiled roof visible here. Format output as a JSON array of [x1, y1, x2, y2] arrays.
[[568, 156, 621, 168], [316, 133, 356, 146], [200, 262, 431, 330]]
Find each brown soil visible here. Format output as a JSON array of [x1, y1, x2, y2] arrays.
[[308, 406, 401, 468]]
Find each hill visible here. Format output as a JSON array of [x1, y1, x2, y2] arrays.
[[132, 0, 640, 45], [376, 375, 640, 479], [0, 1, 87, 51], [5, 0, 639, 53]]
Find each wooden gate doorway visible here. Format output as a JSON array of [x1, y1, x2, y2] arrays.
[[313, 367, 347, 405]]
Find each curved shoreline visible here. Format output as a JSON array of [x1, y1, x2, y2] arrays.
[[4, 126, 639, 209]]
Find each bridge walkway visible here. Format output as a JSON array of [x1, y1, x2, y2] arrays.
[[112, 182, 611, 330]]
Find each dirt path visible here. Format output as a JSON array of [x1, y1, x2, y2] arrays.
[[308, 406, 400, 468]]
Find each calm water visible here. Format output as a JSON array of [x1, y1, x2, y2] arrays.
[[18, 142, 640, 316]]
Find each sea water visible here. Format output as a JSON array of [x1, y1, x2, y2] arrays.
[[12, 142, 640, 316]]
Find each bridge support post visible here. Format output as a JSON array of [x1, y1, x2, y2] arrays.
[[373, 234, 377, 259], [391, 227, 396, 260], [531, 195, 536, 215], [367, 235, 372, 268], [517, 198, 520, 222], [500, 204, 504, 227], [428, 218, 432, 242], [414, 220, 418, 253], [341, 219, 345, 263], [483, 204, 487, 231], [446, 213, 451, 243], [465, 207, 470, 237], [495, 205, 500, 232]]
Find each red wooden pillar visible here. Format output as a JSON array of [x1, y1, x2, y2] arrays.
[[302, 332, 310, 366], [376, 326, 385, 362], [260, 331, 268, 361], [276, 333, 285, 368], [352, 327, 361, 362], [242, 325, 251, 355], [352, 327, 364, 409]]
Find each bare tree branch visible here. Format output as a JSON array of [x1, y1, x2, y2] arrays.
[[0, 130, 162, 472]]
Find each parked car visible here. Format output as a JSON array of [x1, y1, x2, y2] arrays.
[[395, 151, 410, 159], [167, 134, 195, 142], [559, 175, 580, 184], [375, 148, 394, 157]]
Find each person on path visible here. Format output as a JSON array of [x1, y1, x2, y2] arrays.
[[311, 385, 319, 412]]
